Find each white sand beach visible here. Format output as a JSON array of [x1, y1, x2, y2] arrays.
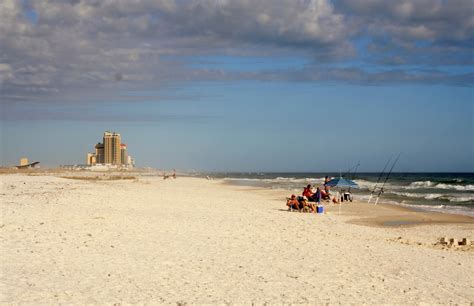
[[1, 173, 473, 304]]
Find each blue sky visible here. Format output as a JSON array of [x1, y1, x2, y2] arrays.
[[1, 0, 473, 171]]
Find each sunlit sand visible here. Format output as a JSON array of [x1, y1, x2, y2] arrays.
[[1, 173, 473, 303]]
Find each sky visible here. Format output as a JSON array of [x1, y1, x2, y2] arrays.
[[1, 0, 473, 172]]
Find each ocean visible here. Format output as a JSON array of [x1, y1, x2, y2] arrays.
[[197, 172, 474, 217]]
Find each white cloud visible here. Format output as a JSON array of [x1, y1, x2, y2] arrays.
[[0, 0, 472, 106]]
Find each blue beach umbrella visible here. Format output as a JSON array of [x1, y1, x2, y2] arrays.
[[325, 177, 359, 189], [325, 177, 359, 215]]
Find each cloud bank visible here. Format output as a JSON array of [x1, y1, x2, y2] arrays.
[[1, 0, 473, 105]]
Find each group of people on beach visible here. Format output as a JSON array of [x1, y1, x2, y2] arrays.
[[163, 170, 177, 180], [286, 176, 347, 212]]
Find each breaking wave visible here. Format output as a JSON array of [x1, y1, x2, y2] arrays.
[[408, 181, 436, 188], [388, 191, 474, 202], [434, 183, 474, 191], [407, 181, 474, 191]]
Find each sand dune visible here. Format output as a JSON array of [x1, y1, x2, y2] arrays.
[[1, 174, 473, 303]]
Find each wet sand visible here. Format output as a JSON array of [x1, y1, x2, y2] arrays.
[[239, 184, 474, 227]]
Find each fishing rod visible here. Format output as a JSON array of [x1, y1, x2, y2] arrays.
[[344, 161, 360, 179], [367, 156, 392, 204], [374, 152, 401, 205], [348, 161, 360, 194], [351, 161, 360, 180]]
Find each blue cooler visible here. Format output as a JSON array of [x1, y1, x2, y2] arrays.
[[317, 205, 324, 214]]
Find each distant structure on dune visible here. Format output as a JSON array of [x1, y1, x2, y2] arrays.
[[16, 157, 40, 169], [86, 131, 134, 168]]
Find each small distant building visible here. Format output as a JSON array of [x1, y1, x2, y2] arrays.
[[120, 143, 128, 165], [20, 158, 29, 166], [95, 143, 104, 164], [86, 153, 96, 165]]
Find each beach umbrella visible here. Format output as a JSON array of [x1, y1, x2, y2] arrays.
[[325, 177, 359, 189], [325, 177, 359, 215]]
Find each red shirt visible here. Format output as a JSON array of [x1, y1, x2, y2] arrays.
[[303, 187, 313, 198]]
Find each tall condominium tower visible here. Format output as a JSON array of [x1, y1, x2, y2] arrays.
[[103, 131, 121, 165]]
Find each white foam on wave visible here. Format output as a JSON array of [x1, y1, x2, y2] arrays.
[[273, 177, 325, 183], [275, 177, 296, 181], [389, 191, 444, 200], [388, 191, 474, 202], [353, 179, 390, 190], [353, 194, 400, 205], [223, 177, 325, 185], [223, 177, 262, 182], [406, 181, 474, 191], [449, 196, 474, 202], [408, 181, 435, 188], [434, 183, 474, 191], [425, 193, 444, 200]]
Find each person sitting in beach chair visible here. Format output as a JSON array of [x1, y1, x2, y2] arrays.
[[303, 197, 316, 213], [298, 195, 317, 213], [287, 194, 301, 211], [303, 184, 316, 202], [321, 185, 331, 201], [287, 195, 315, 213]]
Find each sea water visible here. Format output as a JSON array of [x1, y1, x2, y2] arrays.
[[196, 172, 474, 217]]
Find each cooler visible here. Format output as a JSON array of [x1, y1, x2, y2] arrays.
[[317, 205, 324, 214]]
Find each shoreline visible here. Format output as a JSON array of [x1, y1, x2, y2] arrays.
[[218, 176, 474, 219], [1, 169, 472, 218], [2, 168, 472, 218], [218, 178, 474, 228]]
